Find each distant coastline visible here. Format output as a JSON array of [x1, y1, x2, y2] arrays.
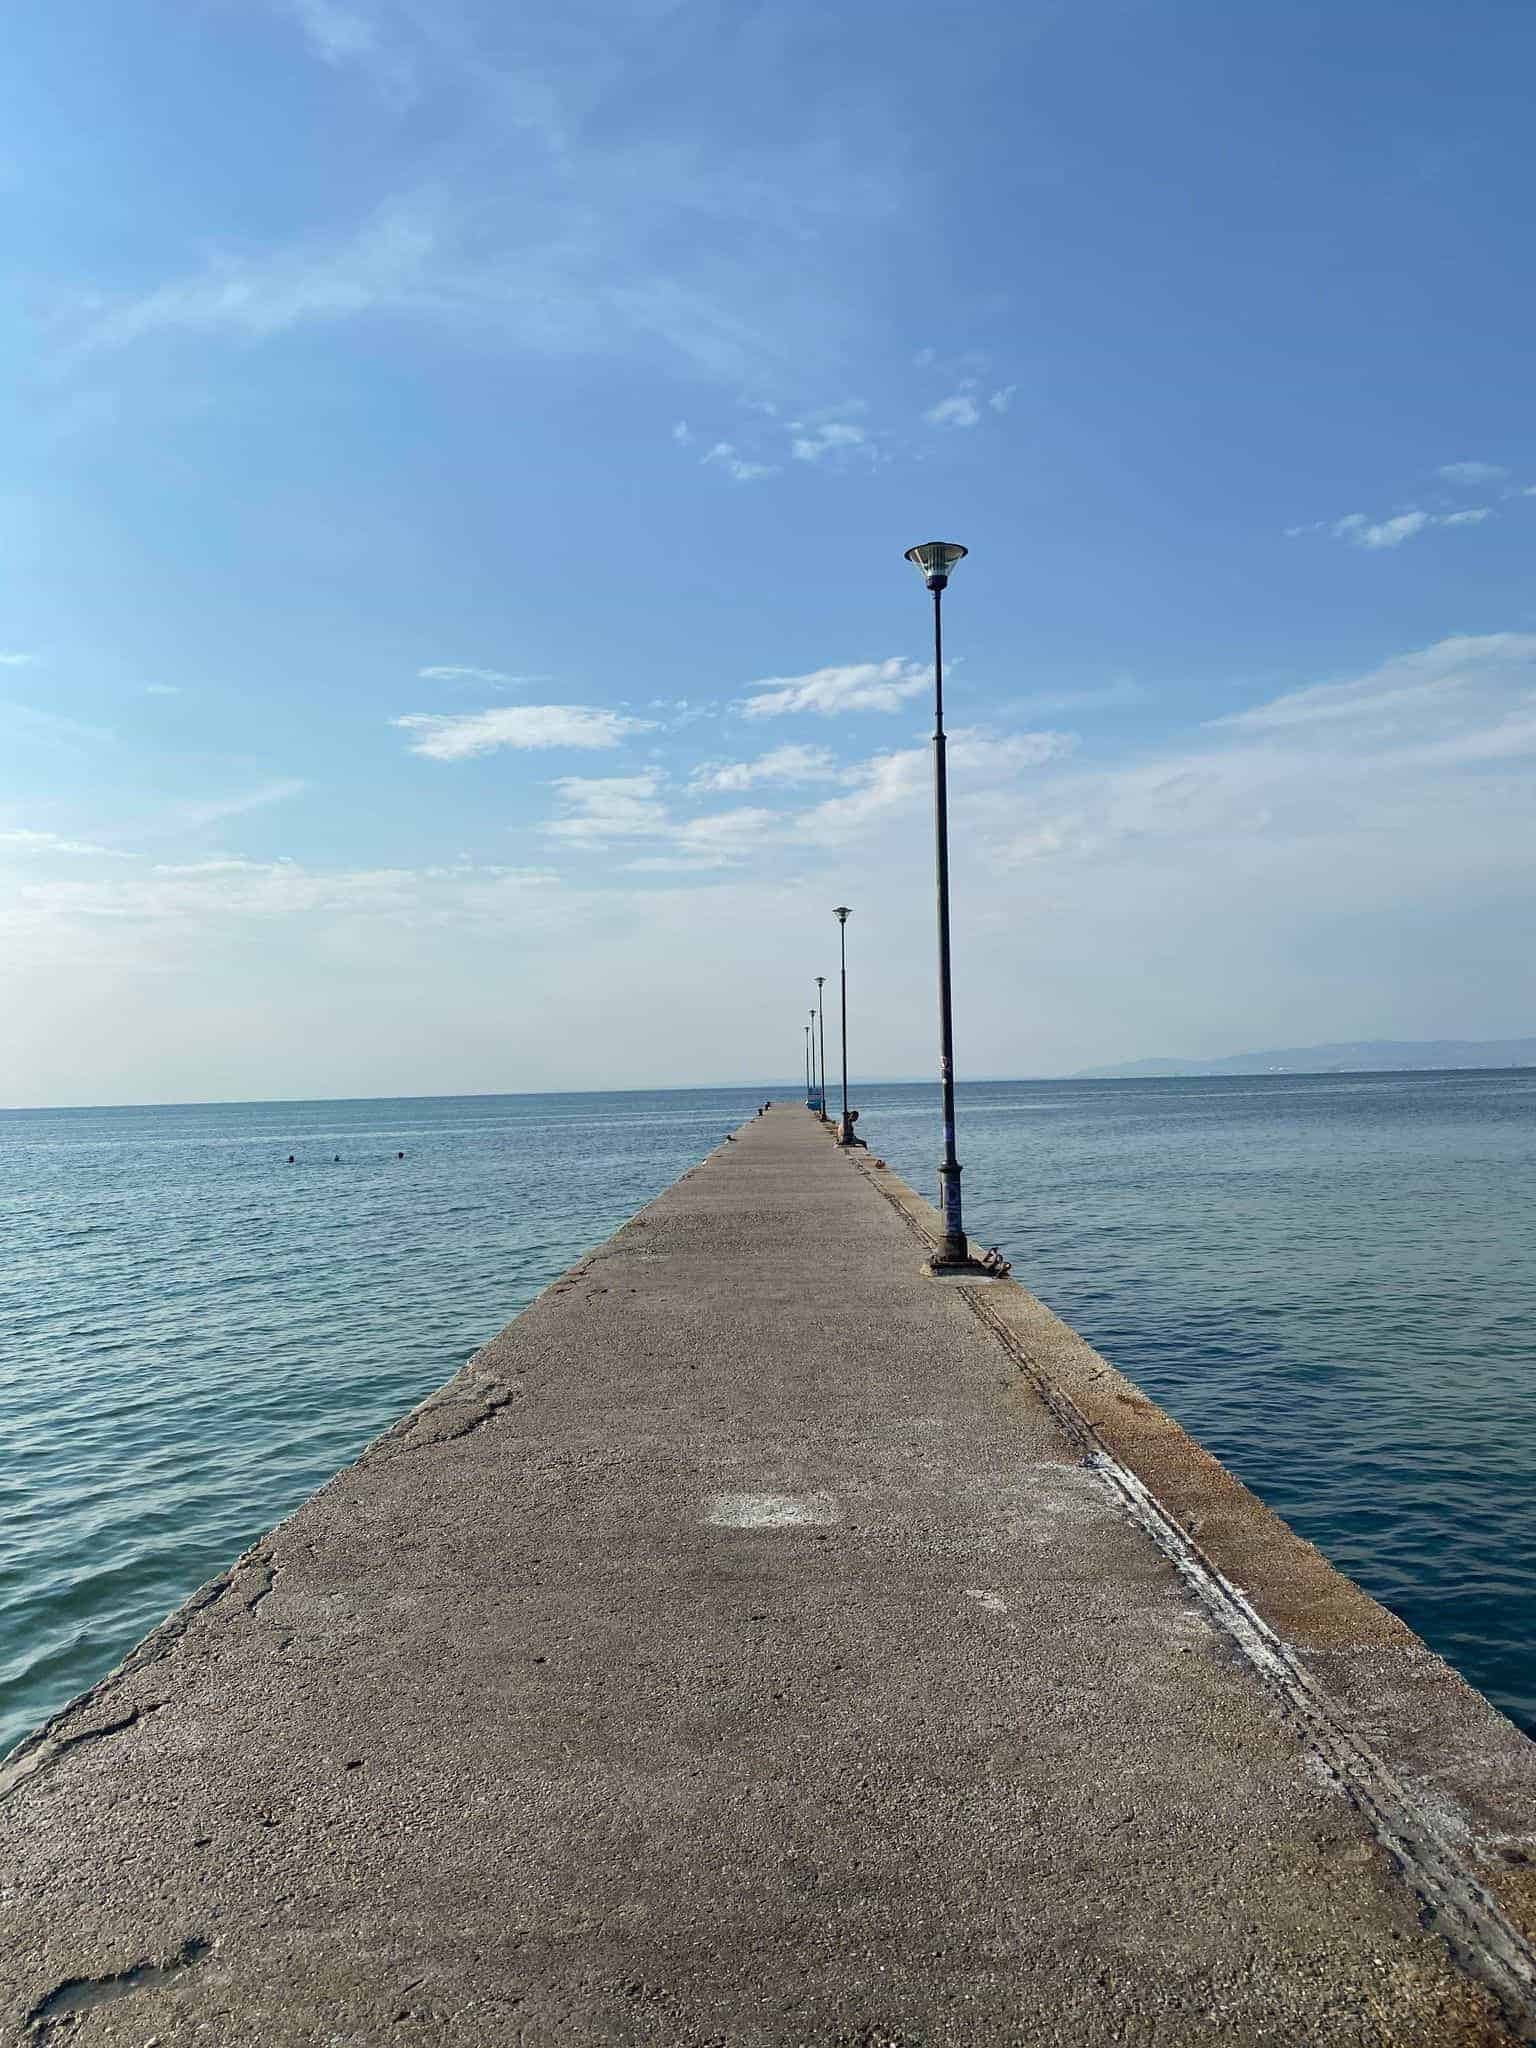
[[1072, 1036, 1536, 1081]]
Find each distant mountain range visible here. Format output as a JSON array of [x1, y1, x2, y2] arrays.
[[1073, 1037, 1536, 1080]]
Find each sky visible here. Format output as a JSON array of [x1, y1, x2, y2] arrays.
[[3, 0, 1536, 1105]]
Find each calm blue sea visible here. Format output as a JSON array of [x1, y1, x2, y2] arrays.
[[2, 1074, 1532, 1759]]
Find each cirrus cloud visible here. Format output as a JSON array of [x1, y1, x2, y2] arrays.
[[418, 665, 548, 688], [740, 658, 931, 718], [925, 394, 980, 429], [1439, 461, 1507, 486], [0, 827, 126, 858], [690, 744, 838, 792], [394, 704, 655, 760]]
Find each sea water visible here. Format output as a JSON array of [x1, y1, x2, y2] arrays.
[[2, 1073, 1532, 1758]]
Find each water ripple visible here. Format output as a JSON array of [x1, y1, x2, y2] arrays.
[[3, 1076, 1533, 1757]]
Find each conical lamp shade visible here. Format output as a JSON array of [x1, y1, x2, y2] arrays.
[[904, 542, 968, 585]]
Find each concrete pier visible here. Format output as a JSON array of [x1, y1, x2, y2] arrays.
[[4, 1105, 1536, 2045]]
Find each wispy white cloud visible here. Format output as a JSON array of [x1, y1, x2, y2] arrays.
[[1290, 462, 1518, 547], [702, 440, 778, 483], [0, 827, 126, 858], [672, 420, 692, 445], [4, 860, 560, 949], [2, 702, 114, 745], [546, 773, 668, 843], [989, 385, 1017, 414], [417, 665, 544, 688], [690, 744, 837, 792], [990, 634, 1536, 892], [1333, 510, 1431, 550], [801, 728, 1075, 844], [144, 683, 181, 696], [634, 806, 780, 869], [802, 746, 926, 837], [925, 394, 980, 429], [278, 0, 417, 103], [0, 652, 38, 667], [1213, 633, 1536, 734], [395, 704, 653, 760], [72, 202, 447, 357], [284, 0, 372, 61], [57, 20, 924, 409], [177, 778, 308, 827], [1439, 461, 1507, 486], [546, 771, 780, 868], [1289, 506, 1497, 549], [68, 192, 819, 386], [789, 421, 868, 463], [740, 658, 930, 718], [1398, 710, 1536, 766], [152, 858, 281, 876]]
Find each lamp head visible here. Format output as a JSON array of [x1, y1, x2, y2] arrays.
[[815, 975, 825, 988], [904, 541, 968, 591], [834, 905, 850, 924]]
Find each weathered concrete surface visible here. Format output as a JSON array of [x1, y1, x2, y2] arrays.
[[4, 1105, 1536, 2046]]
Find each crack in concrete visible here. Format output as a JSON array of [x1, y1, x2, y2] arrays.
[[390, 1381, 519, 1453], [0, 1537, 284, 1805], [0, 1699, 166, 1803], [242, 1553, 277, 1618], [24, 1936, 212, 2037], [959, 1282, 1536, 2045]]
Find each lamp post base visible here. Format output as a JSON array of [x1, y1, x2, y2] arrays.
[[923, 1243, 1012, 1279], [837, 1111, 864, 1147]]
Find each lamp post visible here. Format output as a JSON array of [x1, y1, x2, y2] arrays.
[[804, 1020, 812, 1104], [833, 906, 854, 1143], [809, 1007, 819, 1114], [904, 540, 971, 1266], [815, 976, 828, 1122]]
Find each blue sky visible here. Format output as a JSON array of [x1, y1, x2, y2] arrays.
[[4, 0, 1536, 1103]]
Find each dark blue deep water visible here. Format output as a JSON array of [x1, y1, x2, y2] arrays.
[[3, 1073, 1532, 1758]]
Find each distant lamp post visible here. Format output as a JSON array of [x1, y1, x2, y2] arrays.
[[809, 1006, 820, 1114], [904, 540, 973, 1266], [804, 1020, 812, 1105], [815, 976, 828, 1122], [833, 906, 857, 1144]]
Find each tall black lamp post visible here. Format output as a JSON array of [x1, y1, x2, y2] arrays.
[[833, 906, 854, 1143], [814, 976, 828, 1122], [803, 1020, 812, 1104], [904, 540, 972, 1265]]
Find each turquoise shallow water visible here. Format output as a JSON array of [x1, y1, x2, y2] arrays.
[[2, 1073, 1532, 1758]]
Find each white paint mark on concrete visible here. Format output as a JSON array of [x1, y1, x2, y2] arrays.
[[964, 1589, 1007, 1614], [706, 1492, 838, 1529]]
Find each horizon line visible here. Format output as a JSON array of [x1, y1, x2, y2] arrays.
[[6, 1064, 1536, 1116]]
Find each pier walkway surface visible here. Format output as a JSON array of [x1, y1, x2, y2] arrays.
[[5, 1106, 1536, 2046]]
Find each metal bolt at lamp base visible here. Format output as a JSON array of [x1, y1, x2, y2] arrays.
[[905, 541, 970, 1263]]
